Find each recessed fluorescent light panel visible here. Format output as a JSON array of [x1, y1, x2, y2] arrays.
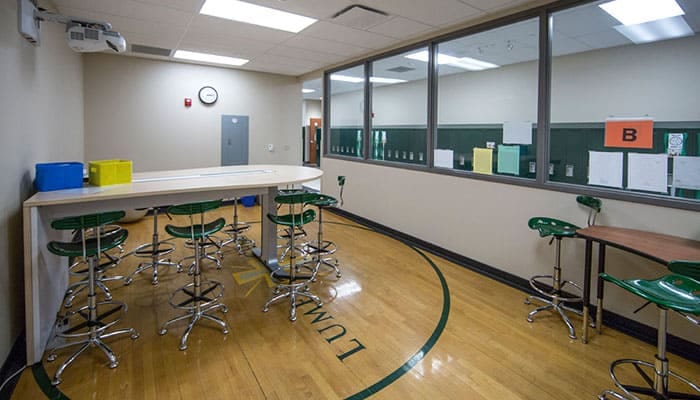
[[200, 0, 317, 33], [614, 15, 694, 44], [302, 88, 315, 93], [330, 74, 364, 83], [599, 0, 685, 25], [173, 50, 249, 66], [330, 75, 407, 84], [404, 50, 499, 71], [369, 77, 407, 84]]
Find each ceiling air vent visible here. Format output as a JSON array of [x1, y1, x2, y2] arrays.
[[130, 44, 172, 57], [386, 66, 415, 73], [331, 5, 389, 30]]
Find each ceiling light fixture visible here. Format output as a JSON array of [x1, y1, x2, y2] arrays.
[[369, 77, 407, 84], [404, 50, 499, 71], [330, 74, 364, 83], [614, 15, 693, 44], [302, 88, 315, 93], [173, 50, 249, 66], [200, 0, 317, 33], [599, 0, 685, 25]]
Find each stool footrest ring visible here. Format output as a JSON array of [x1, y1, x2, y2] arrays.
[[168, 280, 225, 310], [529, 275, 584, 303], [605, 358, 700, 400]]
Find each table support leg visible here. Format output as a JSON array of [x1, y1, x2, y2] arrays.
[[582, 239, 592, 344], [596, 243, 606, 334]]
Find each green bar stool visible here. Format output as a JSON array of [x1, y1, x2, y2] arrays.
[[263, 191, 322, 321], [304, 193, 341, 279], [276, 187, 309, 263], [598, 261, 700, 400], [220, 198, 255, 255], [525, 195, 601, 339], [64, 224, 126, 307], [46, 211, 139, 385], [159, 200, 229, 351], [125, 207, 180, 285]]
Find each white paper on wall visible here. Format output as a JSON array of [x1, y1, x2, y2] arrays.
[[503, 121, 533, 145], [627, 153, 668, 193], [434, 149, 454, 169], [673, 156, 700, 190], [588, 151, 623, 188]]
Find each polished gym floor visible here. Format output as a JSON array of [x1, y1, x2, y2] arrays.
[[11, 204, 700, 399]]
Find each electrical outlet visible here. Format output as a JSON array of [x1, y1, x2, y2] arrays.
[[267, 143, 274, 152]]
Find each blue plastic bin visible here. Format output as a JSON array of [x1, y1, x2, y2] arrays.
[[240, 195, 256, 207], [35, 162, 84, 191]]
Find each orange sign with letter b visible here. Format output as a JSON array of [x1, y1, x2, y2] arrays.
[[604, 119, 654, 149]]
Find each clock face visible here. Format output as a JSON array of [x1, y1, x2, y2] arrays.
[[198, 86, 218, 104]]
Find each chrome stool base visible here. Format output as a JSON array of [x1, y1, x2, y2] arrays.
[[126, 240, 179, 285], [47, 300, 139, 385], [263, 281, 322, 322], [599, 358, 700, 400], [525, 274, 591, 339], [160, 280, 228, 350]]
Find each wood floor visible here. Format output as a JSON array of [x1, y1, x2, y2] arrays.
[[11, 204, 700, 399]]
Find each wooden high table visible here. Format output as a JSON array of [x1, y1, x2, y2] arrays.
[[23, 164, 322, 365], [576, 225, 700, 344]]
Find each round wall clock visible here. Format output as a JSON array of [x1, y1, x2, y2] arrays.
[[198, 86, 218, 104]]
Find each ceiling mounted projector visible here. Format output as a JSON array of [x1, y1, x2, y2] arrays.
[[66, 23, 126, 53], [18, 0, 126, 53]]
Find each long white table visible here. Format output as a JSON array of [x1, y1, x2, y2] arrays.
[[23, 164, 322, 365]]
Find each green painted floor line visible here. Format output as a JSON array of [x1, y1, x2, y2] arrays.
[[31, 363, 69, 400], [345, 245, 451, 400], [32, 219, 449, 400]]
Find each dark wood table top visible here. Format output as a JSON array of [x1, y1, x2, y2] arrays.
[[576, 225, 700, 265]]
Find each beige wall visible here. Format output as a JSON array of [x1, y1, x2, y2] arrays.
[[0, 1, 84, 363], [83, 54, 302, 172], [320, 159, 700, 343]]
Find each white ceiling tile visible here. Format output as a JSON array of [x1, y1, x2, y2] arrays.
[[177, 34, 277, 57], [53, 0, 138, 17], [188, 15, 295, 43], [284, 35, 372, 57], [251, 54, 323, 70], [134, 0, 205, 13], [367, 16, 435, 39], [127, 2, 193, 27], [121, 31, 181, 50], [241, 62, 309, 76], [265, 45, 346, 65], [301, 21, 398, 50], [457, 0, 522, 12], [360, 0, 482, 26]]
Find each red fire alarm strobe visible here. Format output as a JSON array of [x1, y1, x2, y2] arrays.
[[185, 98, 192, 107]]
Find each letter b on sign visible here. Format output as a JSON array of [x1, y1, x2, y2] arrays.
[[605, 119, 653, 149]]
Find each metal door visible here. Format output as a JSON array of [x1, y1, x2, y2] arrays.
[[221, 115, 249, 165]]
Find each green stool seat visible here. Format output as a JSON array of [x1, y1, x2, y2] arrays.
[[48, 229, 128, 258], [263, 191, 322, 321], [268, 209, 316, 227], [601, 273, 700, 315], [170, 200, 227, 270], [273, 191, 317, 263], [160, 200, 229, 351], [45, 210, 138, 386], [598, 262, 700, 400], [525, 196, 601, 339], [528, 217, 580, 238]]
